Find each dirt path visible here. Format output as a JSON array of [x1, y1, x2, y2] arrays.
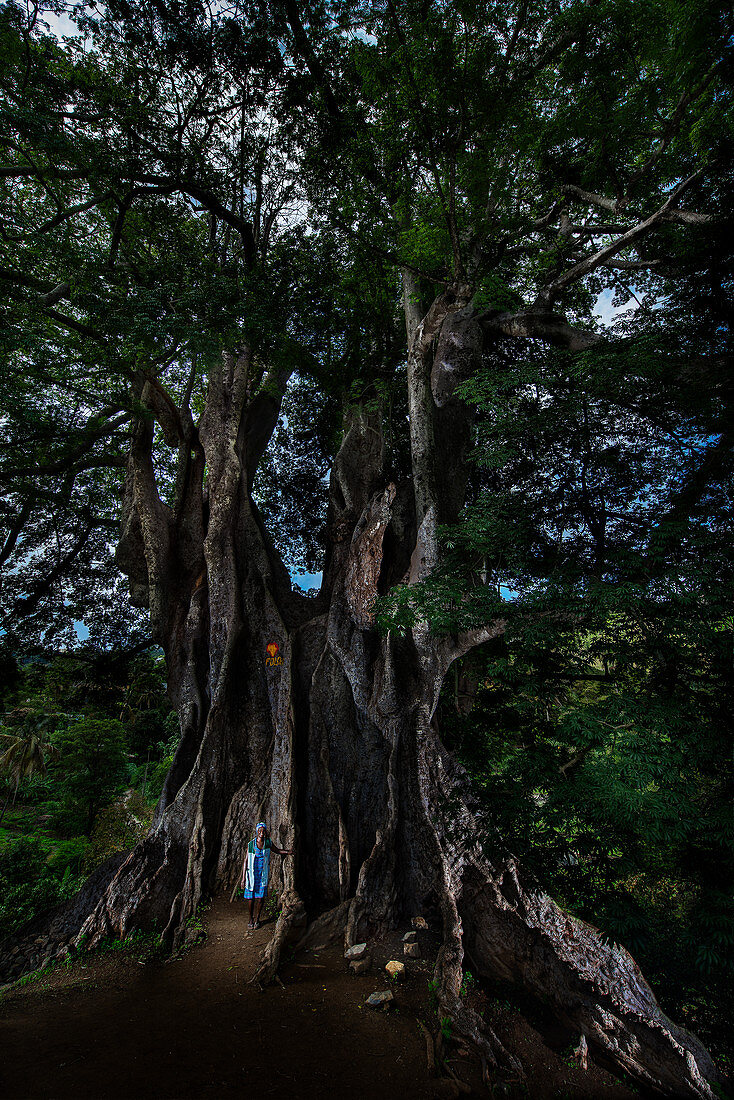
[[0, 896, 637, 1099]]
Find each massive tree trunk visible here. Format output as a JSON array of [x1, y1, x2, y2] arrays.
[[72, 292, 720, 1099]]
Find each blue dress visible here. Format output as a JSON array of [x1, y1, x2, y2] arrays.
[[243, 841, 269, 899]]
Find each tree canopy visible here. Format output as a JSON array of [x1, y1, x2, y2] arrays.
[[1, 0, 730, 646], [0, 1, 732, 1092]]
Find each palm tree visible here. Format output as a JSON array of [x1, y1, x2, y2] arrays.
[[0, 711, 59, 829]]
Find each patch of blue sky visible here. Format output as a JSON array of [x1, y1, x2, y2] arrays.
[[39, 8, 79, 39], [292, 572, 322, 595], [594, 288, 637, 326]]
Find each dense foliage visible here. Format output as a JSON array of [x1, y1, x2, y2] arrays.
[[0, 646, 174, 941]]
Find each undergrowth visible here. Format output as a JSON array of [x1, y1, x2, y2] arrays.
[[0, 926, 166, 1001]]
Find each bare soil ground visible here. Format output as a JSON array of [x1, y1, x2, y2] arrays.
[[0, 895, 638, 1099]]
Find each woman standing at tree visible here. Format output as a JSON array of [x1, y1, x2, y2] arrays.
[[241, 822, 291, 931]]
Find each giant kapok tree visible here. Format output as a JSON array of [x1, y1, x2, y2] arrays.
[[0, 0, 731, 1094]]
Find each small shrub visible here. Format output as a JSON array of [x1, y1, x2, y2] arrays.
[[262, 896, 281, 922], [460, 969, 475, 997]]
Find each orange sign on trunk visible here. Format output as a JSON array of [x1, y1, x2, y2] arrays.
[[265, 642, 282, 667]]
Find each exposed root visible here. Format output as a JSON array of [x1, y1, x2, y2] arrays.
[[342, 718, 402, 948], [434, 861, 525, 1086], [167, 804, 207, 953], [438, 1081, 461, 1100], [251, 891, 305, 987], [574, 1033, 589, 1071], [294, 899, 351, 953], [417, 1019, 437, 1076], [344, 895, 364, 950], [443, 1061, 472, 1094], [409, 697, 721, 1098], [414, 715, 525, 1088], [459, 853, 722, 1097]]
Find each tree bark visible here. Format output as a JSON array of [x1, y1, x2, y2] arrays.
[[63, 305, 721, 1098]]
